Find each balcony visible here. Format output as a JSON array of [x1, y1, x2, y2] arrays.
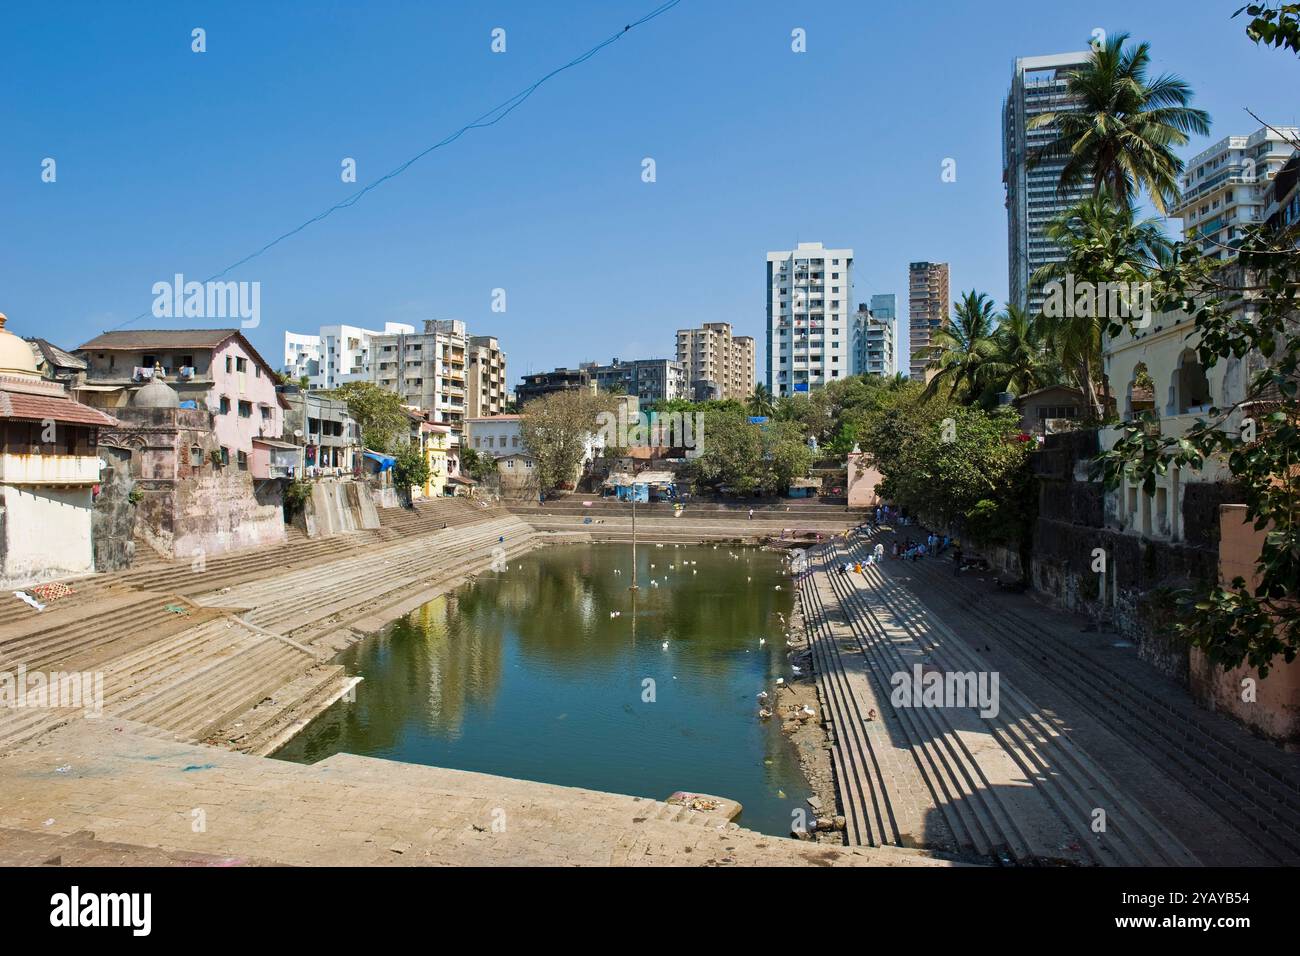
[[0, 453, 101, 485]]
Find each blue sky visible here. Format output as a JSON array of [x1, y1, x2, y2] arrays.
[[2, 0, 1296, 380]]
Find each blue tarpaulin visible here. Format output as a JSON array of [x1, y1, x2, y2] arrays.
[[363, 451, 396, 472]]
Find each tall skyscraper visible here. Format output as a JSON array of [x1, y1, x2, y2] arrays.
[[675, 322, 755, 400], [765, 242, 853, 396], [1003, 51, 1092, 315], [852, 295, 897, 377], [908, 262, 949, 380], [1173, 125, 1300, 259]]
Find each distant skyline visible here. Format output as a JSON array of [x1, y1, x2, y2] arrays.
[[3, 1, 1296, 386]]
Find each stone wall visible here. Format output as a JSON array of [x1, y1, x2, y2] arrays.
[[1025, 430, 1230, 686], [1186, 505, 1300, 749], [137, 471, 285, 560], [92, 445, 136, 571], [303, 479, 380, 537]]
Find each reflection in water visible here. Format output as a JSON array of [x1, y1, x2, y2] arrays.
[[274, 543, 811, 836]]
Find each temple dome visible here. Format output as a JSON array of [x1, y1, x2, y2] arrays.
[[0, 313, 40, 378], [132, 366, 180, 409]]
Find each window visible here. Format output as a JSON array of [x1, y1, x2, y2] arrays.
[[225, 356, 232, 373], [178, 354, 194, 369], [237, 450, 248, 470], [235, 357, 248, 373], [220, 446, 230, 466], [189, 445, 203, 466], [261, 406, 271, 420], [142, 354, 158, 369], [238, 400, 252, 418], [219, 396, 231, 415]]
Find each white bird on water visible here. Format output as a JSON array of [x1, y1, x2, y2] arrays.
[[661, 641, 669, 650], [759, 638, 766, 647]]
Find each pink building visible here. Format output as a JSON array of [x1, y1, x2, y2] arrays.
[[75, 329, 287, 477]]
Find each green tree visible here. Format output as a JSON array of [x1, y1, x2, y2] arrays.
[[458, 447, 497, 483], [923, 291, 999, 402], [1028, 32, 1210, 213], [747, 383, 776, 417], [763, 419, 814, 490], [519, 390, 613, 493], [335, 381, 409, 452], [1236, 2, 1300, 55], [981, 303, 1061, 402], [392, 445, 430, 499], [1032, 191, 1174, 417], [859, 393, 1035, 547], [692, 406, 766, 493]]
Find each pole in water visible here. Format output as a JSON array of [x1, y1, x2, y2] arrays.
[[629, 490, 639, 590]]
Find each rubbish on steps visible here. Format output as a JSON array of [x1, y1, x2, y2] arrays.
[[29, 582, 73, 603], [14, 591, 45, 612]]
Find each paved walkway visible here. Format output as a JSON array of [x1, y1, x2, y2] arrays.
[[0, 718, 949, 867], [802, 527, 1300, 866]]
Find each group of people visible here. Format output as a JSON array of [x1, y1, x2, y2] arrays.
[[887, 531, 952, 563]]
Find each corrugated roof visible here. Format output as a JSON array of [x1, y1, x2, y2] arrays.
[[25, 338, 87, 371], [77, 329, 240, 351], [0, 389, 119, 427]]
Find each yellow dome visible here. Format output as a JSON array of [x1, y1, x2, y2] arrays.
[[0, 314, 40, 378]]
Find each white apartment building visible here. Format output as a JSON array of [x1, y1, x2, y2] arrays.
[[371, 320, 492, 444], [675, 323, 755, 401], [852, 295, 897, 377], [765, 242, 852, 396], [282, 322, 415, 390], [1173, 126, 1300, 259]]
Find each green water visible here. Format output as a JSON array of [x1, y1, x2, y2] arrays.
[[273, 542, 811, 836]]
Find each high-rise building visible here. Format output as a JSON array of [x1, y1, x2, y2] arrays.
[[466, 335, 508, 418], [282, 322, 416, 390], [765, 242, 852, 396], [1173, 126, 1299, 259], [1003, 51, 1092, 315], [675, 322, 755, 400], [853, 294, 897, 377], [908, 262, 950, 380], [579, 357, 687, 403], [370, 320, 480, 443]]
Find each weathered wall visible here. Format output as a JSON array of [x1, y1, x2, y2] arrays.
[[1186, 505, 1300, 749], [303, 479, 380, 537], [137, 471, 285, 560], [1026, 430, 1229, 685], [846, 453, 883, 509], [92, 445, 136, 571], [0, 484, 95, 585]]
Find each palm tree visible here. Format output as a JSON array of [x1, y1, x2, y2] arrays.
[[981, 304, 1061, 401], [747, 383, 776, 417], [1032, 191, 1174, 417], [1028, 33, 1210, 213], [922, 291, 999, 402]]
